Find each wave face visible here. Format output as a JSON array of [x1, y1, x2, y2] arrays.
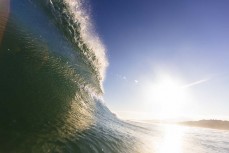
[[0, 0, 140, 153], [2, 1, 228, 153]]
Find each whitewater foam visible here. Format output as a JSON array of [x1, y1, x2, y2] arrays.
[[63, 0, 108, 84]]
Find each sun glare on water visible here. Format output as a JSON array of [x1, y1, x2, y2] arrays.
[[143, 124, 186, 153], [157, 125, 185, 153]]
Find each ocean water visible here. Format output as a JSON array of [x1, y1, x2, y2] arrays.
[[0, 0, 229, 153], [127, 122, 229, 153]]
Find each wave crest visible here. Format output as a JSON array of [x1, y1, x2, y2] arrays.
[[50, 0, 108, 89]]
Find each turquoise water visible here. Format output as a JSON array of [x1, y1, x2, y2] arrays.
[[0, 0, 228, 152]]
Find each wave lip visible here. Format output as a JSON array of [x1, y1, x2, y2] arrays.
[[47, 0, 108, 93], [63, 0, 108, 82]]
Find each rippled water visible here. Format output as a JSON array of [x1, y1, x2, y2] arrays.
[[0, 0, 228, 153], [127, 121, 229, 153]]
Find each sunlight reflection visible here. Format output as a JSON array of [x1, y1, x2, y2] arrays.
[[157, 125, 184, 153]]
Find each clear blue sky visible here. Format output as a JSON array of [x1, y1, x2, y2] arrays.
[[90, 0, 229, 120]]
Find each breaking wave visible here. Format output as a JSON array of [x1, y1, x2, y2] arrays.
[[0, 0, 142, 153]]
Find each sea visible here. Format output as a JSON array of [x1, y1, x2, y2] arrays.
[[0, 0, 229, 152]]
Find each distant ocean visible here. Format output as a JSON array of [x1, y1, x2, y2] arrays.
[[0, 0, 228, 153], [126, 121, 229, 153]]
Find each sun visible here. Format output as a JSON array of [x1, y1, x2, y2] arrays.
[[149, 75, 188, 119]]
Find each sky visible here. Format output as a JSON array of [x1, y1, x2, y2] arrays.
[[89, 0, 229, 120]]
